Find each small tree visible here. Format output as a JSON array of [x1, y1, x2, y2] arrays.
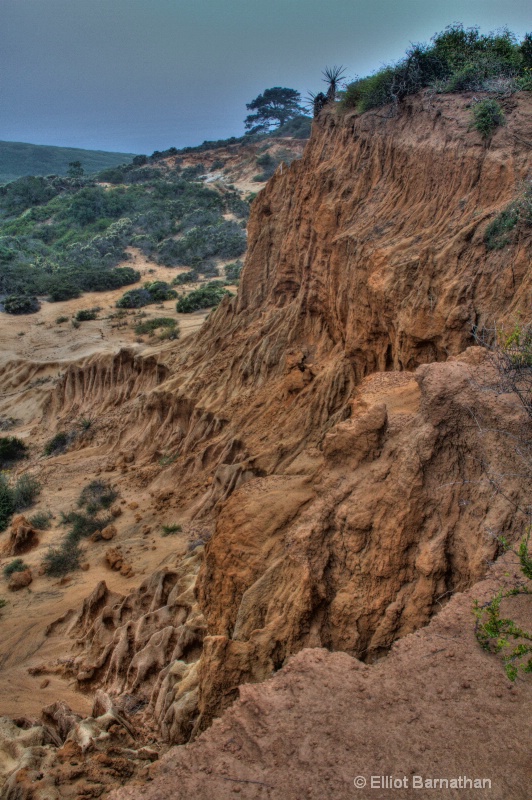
[[67, 160, 84, 180], [244, 87, 304, 133]]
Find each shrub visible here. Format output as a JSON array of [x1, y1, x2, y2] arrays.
[[471, 99, 505, 138], [225, 260, 243, 283], [143, 281, 177, 302], [342, 25, 528, 113], [134, 317, 177, 336], [0, 476, 15, 531], [172, 270, 198, 285], [28, 511, 52, 530], [0, 598, 6, 610], [55, 316, 69, 324], [484, 207, 519, 249], [116, 288, 152, 308], [47, 281, 81, 302], [176, 283, 232, 313], [3, 295, 40, 315], [62, 511, 111, 540], [161, 524, 182, 536], [11, 474, 41, 510], [3, 558, 28, 578], [0, 436, 28, 466], [42, 540, 82, 577], [75, 308, 98, 322], [78, 479, 118, 512], [43, 431, 72, 456]]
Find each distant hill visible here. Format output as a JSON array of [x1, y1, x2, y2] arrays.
[[0, 140, 137, 184]]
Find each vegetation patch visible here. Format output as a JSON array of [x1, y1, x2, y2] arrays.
[[341, 26, 531, 114], [0, 436, 28, 467], [77, 479, 118, 513], [134, 317, 178, 336], [116, 281, 176, 309], [28, 511, 53, 530], [43, 431, 74, 456], [0, 473, 41, 531], [3, 558, 29, 578], [225, 260, 243, 283], [42, 540, 82, 577], [474, 533, 532, 681], [161, 524, 182, 536], [484, 183, 532, 250], [3, 295, 40, 315], [75, 307, 99, 321], [176, 283, 232, 313], [471, 99, 505, 138]]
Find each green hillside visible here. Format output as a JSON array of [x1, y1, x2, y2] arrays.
[[0, 140, 137, 184]]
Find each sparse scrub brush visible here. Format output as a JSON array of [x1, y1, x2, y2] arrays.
[[471, 99, 505, 138], [3, 558, 29, 578]]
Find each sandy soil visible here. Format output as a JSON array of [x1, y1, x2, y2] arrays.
[[0, 249, 216, 717]]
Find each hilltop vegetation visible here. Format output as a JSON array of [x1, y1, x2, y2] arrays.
[[0, 140, 136, 185], [341, 25, 532, 114], [0, 157, 249, 311]]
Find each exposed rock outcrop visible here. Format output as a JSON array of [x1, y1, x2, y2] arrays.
[[21, 92, 532, 763]]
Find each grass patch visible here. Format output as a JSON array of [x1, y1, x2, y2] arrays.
[[3, 558, 29, 578], [42, 540, 82, 577], [78, 479, 118, 512], [11, 474, 41, 510], [28, 511, 53, 530], [161, 524, 182, 536], [484, 207, 519, 249], [0, 473, 41, 531], [75, 308, 99, 322], [134, 317, 177, 336]]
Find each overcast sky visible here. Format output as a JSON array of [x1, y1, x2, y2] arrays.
[[1, 0, 530, 154]]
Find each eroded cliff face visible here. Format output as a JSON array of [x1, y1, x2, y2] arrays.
[[30, 92, 532, 752]]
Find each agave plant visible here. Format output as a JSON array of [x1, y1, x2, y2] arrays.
[[304, 90, 328, 118], [322, 65, 346, 101]]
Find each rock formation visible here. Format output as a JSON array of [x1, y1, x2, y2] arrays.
[[1, 91, 531, 797]]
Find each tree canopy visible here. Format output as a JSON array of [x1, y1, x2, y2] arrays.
[[244, 87, 304, 133]]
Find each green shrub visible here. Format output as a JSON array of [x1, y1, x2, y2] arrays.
[[225, 260, 243, 283], [3, 295, 40, 315], [47, 281, 81, 302], [11, 474, 41, 510], [55, 316, 69, 324], [342, 25, 528, 113], [78, 479, 118, 512], [161, 524, 182, 536], [116, 288, 153, 308], [0, 598, 6, 610], [176, 283, 232, 313], [134, 317, 178, 336], [43, 431, 72, 456], [3, 558, 28, 578], [28, 511, 52, 530], [484, 207, 519, 249], [75, 308, 98, 322], [42, 540, 82, 577], [172, 270, 198, 285], [62, 511, 111, 541], [0, 476, 15, 531], [0, 436, 28, 466], [471, 99, 505, 138]]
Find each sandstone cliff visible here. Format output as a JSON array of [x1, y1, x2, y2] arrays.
[[40, 92, 531, 741], [1, 92, 530, 799]]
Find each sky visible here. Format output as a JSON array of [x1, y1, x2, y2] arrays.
[[1, 0, 530, 154]]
